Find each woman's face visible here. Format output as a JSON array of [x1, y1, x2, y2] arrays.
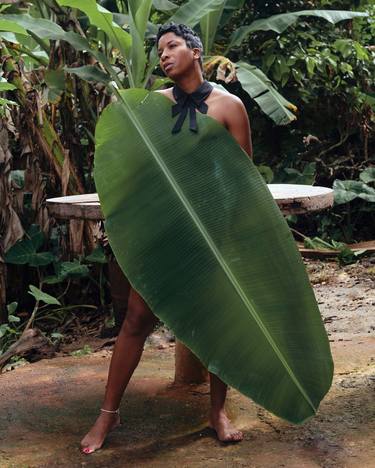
[[157, 32, 200, 79]]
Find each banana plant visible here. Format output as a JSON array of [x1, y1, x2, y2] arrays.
[[0, 44, 84, 194], [1, 0, 226, 88], [226, 9, 370, 51], [57, 0, 226, 87], [55, 3, 370, 124], [94, 88, 334, 424], [0, 11, 123, 85], [1, 2, 367, 124], [199, 5, 368, 124]]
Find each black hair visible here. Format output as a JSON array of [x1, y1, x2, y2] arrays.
[[156, 23, 203, 68]]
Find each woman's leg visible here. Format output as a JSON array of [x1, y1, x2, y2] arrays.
[[209, 373, 243, 442], [81, 288, 158, 453]]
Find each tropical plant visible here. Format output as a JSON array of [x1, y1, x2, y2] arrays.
[[328, 167, 375, 241], [334, 168, 375, 205], [234, 1, 374, 243], [303, 235, 367, 265], [1, 223, 105, 353], [94, 88, 333, 423], [248, 3, 374, 160], [0, 286, 60, 357], [70, 344, 92, 356], [1, 1, 367, 125], [0, 302, 20, 354]]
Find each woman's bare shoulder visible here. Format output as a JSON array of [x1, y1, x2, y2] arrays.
[[154, 88, 175, 103], [210, 86, 242, 105]]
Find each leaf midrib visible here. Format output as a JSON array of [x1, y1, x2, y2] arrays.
[[116, 90, 317, 413]]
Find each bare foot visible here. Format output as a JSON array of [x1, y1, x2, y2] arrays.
[[209, 410, 243, 442], [80, 412, 121, 454]]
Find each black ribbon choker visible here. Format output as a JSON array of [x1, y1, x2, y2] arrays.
[[171, 80, 213, 134]]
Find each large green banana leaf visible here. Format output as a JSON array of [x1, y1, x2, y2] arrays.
[[57, 0, 132, 58], [94, 89, 333, 424], [235, 61, 297, 125], [228, 10, 368, 49], [200, 0, 226, 54], [1, 14, 120, 86]]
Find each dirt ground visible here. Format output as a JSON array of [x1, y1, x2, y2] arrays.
[[0, 259, 374, 468]]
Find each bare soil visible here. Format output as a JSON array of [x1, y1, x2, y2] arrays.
[[0, 259, 374, 467]]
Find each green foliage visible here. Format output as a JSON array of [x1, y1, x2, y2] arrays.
[[168, 0, 225, 27], [0, 97, 18, 114], [228, 9, 367, 49], [2, 222, 107, 355], [200, 0, 226, 53], [58, 0, 132, 82], [257, 13, 373, 100], [85, 245, 108, 264], [282, 162, 317, 185], [44, 69, 66, 103], [360, 167, 375, 184], [3, 0, 366, 126], [314, 168, 375, 242], [0, 302, 21, 354], [333, 179, 375, 204], [257, 165, 274, 183], [1, 13, 119, 83], [44, 260, 90, 284], [28, 285, 61, 305], [5, 225, 54, 267], [58, 0, 132, 58], [70, 344, 92, 356], [304, 236, 366, 265], [5, 226, 99, 284], [0, 303, 19, 338], [333, 167, 375, 223], [0, 17, 28, 35], [236, 1, 374, 241], [152, 0, 178, 12], [0, 78, 16, 91], [236, 61, 297, 125], [64, 65, 111, 84], [307, 166, 375, 243]]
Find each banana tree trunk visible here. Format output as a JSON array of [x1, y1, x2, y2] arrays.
[[2, 52, 84, 195], [0, 263, 6, 324], [1, 48, 95, 258], [0, 120, 24, 323]]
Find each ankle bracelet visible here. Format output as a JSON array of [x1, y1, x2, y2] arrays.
[[100, 408, 120, 414]]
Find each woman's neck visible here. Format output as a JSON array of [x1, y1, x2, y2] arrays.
[[173, 70, 204, 94]]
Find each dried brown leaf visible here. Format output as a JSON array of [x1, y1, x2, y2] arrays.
[[61, 150, 71, 196]]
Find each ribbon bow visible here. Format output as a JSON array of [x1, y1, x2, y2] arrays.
[[171, 81, 213, 134]]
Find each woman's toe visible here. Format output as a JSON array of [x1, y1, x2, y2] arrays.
[[82, 446, 95, 454], [229, 431, 243, 442]]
